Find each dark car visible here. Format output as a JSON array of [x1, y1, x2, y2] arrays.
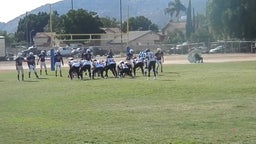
[[88, 46, 108, 56]]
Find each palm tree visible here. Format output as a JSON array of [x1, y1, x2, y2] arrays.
[[164, 0, 186, 22]]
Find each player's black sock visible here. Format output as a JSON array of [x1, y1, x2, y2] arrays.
[[35, 72, 39, 79], [22, 74, 24, 81], [17, 74, 20, 81], [28, 72, 31, 78]]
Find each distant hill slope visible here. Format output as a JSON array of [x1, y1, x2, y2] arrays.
[[0, 22, 4, 31], [1, 0, 207, 33]]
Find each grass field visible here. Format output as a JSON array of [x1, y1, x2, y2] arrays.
[[1, 62, 256, 144]]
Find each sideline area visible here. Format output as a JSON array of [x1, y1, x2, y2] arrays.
[[1, 53, 256, 71]]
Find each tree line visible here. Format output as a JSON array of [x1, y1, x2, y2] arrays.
[[13, 9, 158, 47], [1, 0, 256, 49], [207, 0, 256, 40]]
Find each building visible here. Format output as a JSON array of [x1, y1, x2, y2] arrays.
[[33, 29, 163, 53], [109, 30, 162, 52], [162, 22, 186, 35], [100, 28, 121, 46], [33, 32, 55, 48], [0, 36, 6, 60]]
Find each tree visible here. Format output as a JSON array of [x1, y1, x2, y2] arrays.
[[44, 11, 62, 33], [15, 12, 49, 44], [122, 16, 158, 32], [165, 30, 185, 44], [190, 26, 212, 44], [164, 0, 186, 21], [148, 24, 159, 32], [100, 17, 119, 28], [207, 0, 256, 40], [59, 9, 103, 34], [207, 0, 231, 39], [0, 31, 15, 48]]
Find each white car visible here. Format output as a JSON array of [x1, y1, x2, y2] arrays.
[[209, 45, 225, 53], [47, 49, 56, 56], [58, 47, 73, 57], [46, 47, 73, 57]]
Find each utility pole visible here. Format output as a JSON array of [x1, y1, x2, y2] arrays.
[[120, 0, 123, 50], [71, 0, 74, 10], [50, 4, 53, 47], [26, 12, 29, 48], [30, 29, 35, 45], [126, 6, 129, 46]]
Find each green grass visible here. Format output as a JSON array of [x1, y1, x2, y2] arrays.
[[1, 61, 256, 144]]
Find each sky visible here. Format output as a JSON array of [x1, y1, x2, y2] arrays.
[[0, 0, 62, 23]]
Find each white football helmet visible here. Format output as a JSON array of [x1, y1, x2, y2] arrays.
[[86, 49, 91, 53]]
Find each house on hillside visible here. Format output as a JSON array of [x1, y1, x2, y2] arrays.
[[162, 22, 186, 35], [109, 30, 163, 52]]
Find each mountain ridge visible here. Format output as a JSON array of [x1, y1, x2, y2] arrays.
[[0, 0, 207, 33]]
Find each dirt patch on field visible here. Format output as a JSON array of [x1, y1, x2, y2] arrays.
[[164, 53, 256, 64], [1, 53, 256, 71]]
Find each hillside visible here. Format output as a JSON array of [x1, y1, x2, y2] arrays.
[[1, 0, 207, 33]]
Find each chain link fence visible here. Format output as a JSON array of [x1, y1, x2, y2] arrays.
[[6, 39, 256, 60], [130, 41, 256, 55]]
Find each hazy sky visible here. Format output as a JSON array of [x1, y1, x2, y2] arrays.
[[0, 0, 62, 23]]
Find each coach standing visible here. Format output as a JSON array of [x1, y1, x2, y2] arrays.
[[15, 53, 25, 81]]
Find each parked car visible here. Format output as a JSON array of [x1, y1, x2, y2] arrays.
[[71, 47, 84, 58], [21, 46, 41, 57], [47, 49, 56, 56], [168, 47, 182, 54], [58, 47, 73, 57], [88, 46, 108, 56], [196, 46, 208, 54], [209, 45, 225, 53]]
